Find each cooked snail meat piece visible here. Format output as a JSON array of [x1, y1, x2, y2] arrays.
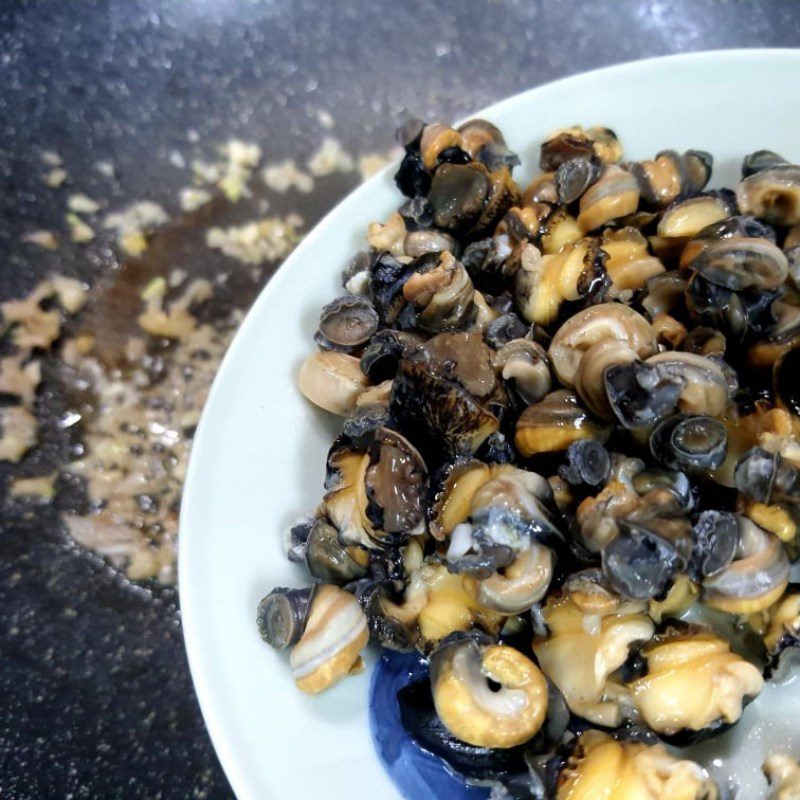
[[533, 583, 654, 727], [558, 439, 611, 491], [703, 516, 790, 615], [402, 228, 457, 258], [539, 205, 583, 255], [323, 445, 374, 550], [472, 541, 554, 613], [457, 118, 520, 171], [342, 403, 392, 447], [493, 338, 552, 406], [257, 586, 316, 650], [763, 753, 800, 800], [341, 251, 372, 295], [370, 562, 491, 649], [549, 302, 657, 388], [555, 730, 720, 800], [366, 544, 407, 592], [514, 239, 610, 326], [445, 517, 517, 577], [656, 194, 731, 241], [574, 338, 641, 419], [574, 455, 648, 551], [398, 194, 434, 230], [315, 294, 379, 351], [751, 299, 800, 370], [628, 625, 763, 742], [435, 461, 564, 548], [625, 149, 713, 209], [680, 214, 777, 268], [428, 458, 492, 540], [429, 635, 548, 748], [761, 589, 800, 680], [555, 158, 601, 205], [472, 165, 521, 238], [287, 517, 314, 564], [539, 125, 622, 171], [304, 517, 369, 584], [391, 358, 500, 459], [515, 390, 610, 456], [298, 350, 370, 416], [476, 431, 517, 465], [322, 427, 427, 550], [367, 211, 407, 258], [601, 227, 665, 296], [498, 204, 548, 246], [632, 468, 694, 510], [523, 172, 559, 205], [762, 587, 800, 653], [648, 574, 701, 624], [461, 236, 514, 293], [577, 165, 640, 233], [402, 251, 477, 333], [397, 675, 532, 781], [288, 584, 369, 694], [649, 414, 728, 471], [540, 130, 596, 171], [687, 236, 789, 291], [352, 580, 416, 652], [742, 149, 788, 178], [469, 464, 565, 544], [419, 123, 469, 170], [641, 270, 688, 319], [736, 163, 800, 226], [688, 510, 739, 581]]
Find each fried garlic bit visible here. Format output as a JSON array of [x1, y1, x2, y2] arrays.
[[137, 277, 212, 339]]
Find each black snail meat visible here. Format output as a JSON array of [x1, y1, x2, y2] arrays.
[[257, 119, 800, 797]]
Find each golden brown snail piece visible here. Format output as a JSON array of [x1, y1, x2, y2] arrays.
[[514, 239, 609, 326], [515, 390, 610, 456], [431, 637, 548, 748], [629, 626, 763, 737], [556, 730, 720, 800], [288, 585, 369, 694], [533, 579, 654, 726], [577, 165, 640, 233]]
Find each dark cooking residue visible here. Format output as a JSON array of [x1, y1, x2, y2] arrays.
[[4, 131, 393, 584]]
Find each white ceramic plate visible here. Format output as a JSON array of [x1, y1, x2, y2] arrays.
[[180, 49, 800, 800]]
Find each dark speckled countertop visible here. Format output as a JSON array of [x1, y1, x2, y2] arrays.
[[1, 2, 798, 797]]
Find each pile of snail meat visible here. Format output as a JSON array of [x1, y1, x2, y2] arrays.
[[258, 119, 800, 798]]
